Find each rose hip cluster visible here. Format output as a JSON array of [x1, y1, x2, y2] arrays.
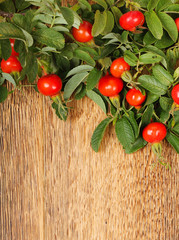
[[0, 11, 178, 159], [1, 39, 22, 73], [98, 57, 146, 107], [71, 15, 179, 155]]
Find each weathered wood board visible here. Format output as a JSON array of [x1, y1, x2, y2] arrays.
[[0, 85, 178, 240], [0, 0, 178, 239]]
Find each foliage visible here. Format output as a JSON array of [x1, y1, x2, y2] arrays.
[[0, 0, 179, 162]]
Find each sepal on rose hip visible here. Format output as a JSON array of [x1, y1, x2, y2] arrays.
[[142, 122, 171, 169], [109, 95, 120, 109], [51, 94, 68, 121], [151, 143, 171, 170], [121, 71, 133, 83]]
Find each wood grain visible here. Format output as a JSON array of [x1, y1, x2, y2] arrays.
[[0, 1, 179, 239], [0, 86, 178, 240]]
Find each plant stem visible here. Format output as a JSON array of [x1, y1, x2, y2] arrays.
[[0, 10, 25, 18]]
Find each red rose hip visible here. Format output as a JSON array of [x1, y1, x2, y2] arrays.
[[119, 11, 145, 31], [126, 88, 146, 106], [98, 75, 123, 97], [142, 122, 167, 143], [110, 57, 130, 78], [37, 74, 62, 96], [175, 18, 179, 32], [72, 20, 93, 43], [1, 56, 22, 73], [10, 39, 19, 57], [171, 84, 179, 104]]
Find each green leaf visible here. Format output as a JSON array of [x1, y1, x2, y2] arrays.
[[86, 89, 107, 113], [159, 108, 170, 122], [115, 117, 135, 151], [156, 0, 173, 11], [77, 46, 99, 59], [15, 0, 31, 11], [72, 11, 82, 28], [60, 7, 74, 26], [75, 83, 86, 100], [121, 31, 129, 43], [126, 111, 139, 138], [172, 123, 179, 135], [0, 85, 8, 103], [66, 65, 93, 78], [54, 54, 70, 72], [111, 6, 122, 28], [155, 31, 175, 49], [33, 28, 65, 50], [20, 28, 33, 48], [145, 45, 167, 61], [165, 4, 179, 12], [174, 67, 179, 80], [138, 75, 168, 95], [145, 44, 168, 68], [141, 104, 154, 127], [144, 92, 160, 105], [2, 73, 16, 87], [12, 12, 35, 47], [167, 48, 179, 74], [166, 131, 179, 153], [173, 111, 179, 124], [147, 0, 160, 11], [74, 49, 96, 67], [152, 64, 174, 86], [124, 50, 138, 66], [145, 11, 163, 40], [93, 0, 108, 9], [139, 52, 162, 64], [159, 97, 173, 112], [133, 0, 148, 8], [13, 13, 33, 33], [98, 57, 112, 70], [64, 72, 89, 100], [106, 0, 115, 5], [51, 102, 68, 121], [34, 14, 53, 25], [79, 0, 91, 11], [157, 12, 178, 42], [0, 0, 15, 13], [60, 43, 75, 60], [99, 44, 117, 58], [125, 137, 147, 154], [92, 10, 107, 37], [143, 31, 156, 45], [0, 76, 5, 85], [17, 41, 27, 67], [91, 118, 112, 152], [0, 39, 11, 60], [0, 22, 26, 42], [52, 26, 69, 32], [93, 87, 110, 109], [86, 68, 102, 90], [20, 51, 38, 83], [101, 10, 114, 35]]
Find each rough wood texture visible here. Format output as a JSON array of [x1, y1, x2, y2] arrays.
[[0, 1, 179, 239], [1, 86, 178, 240]]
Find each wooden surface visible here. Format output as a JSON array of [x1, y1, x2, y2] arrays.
[[0, 0, 179, 239], [0, 86, 178, 240]]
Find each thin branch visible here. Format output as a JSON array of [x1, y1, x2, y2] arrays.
[[0, 11, 13, 18], [0, 10, 25, 18]]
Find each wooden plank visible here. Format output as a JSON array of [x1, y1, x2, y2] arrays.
[[0, 89, 45, 240], [1, 86, 178, 240], [0, 1, 178, 239]]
